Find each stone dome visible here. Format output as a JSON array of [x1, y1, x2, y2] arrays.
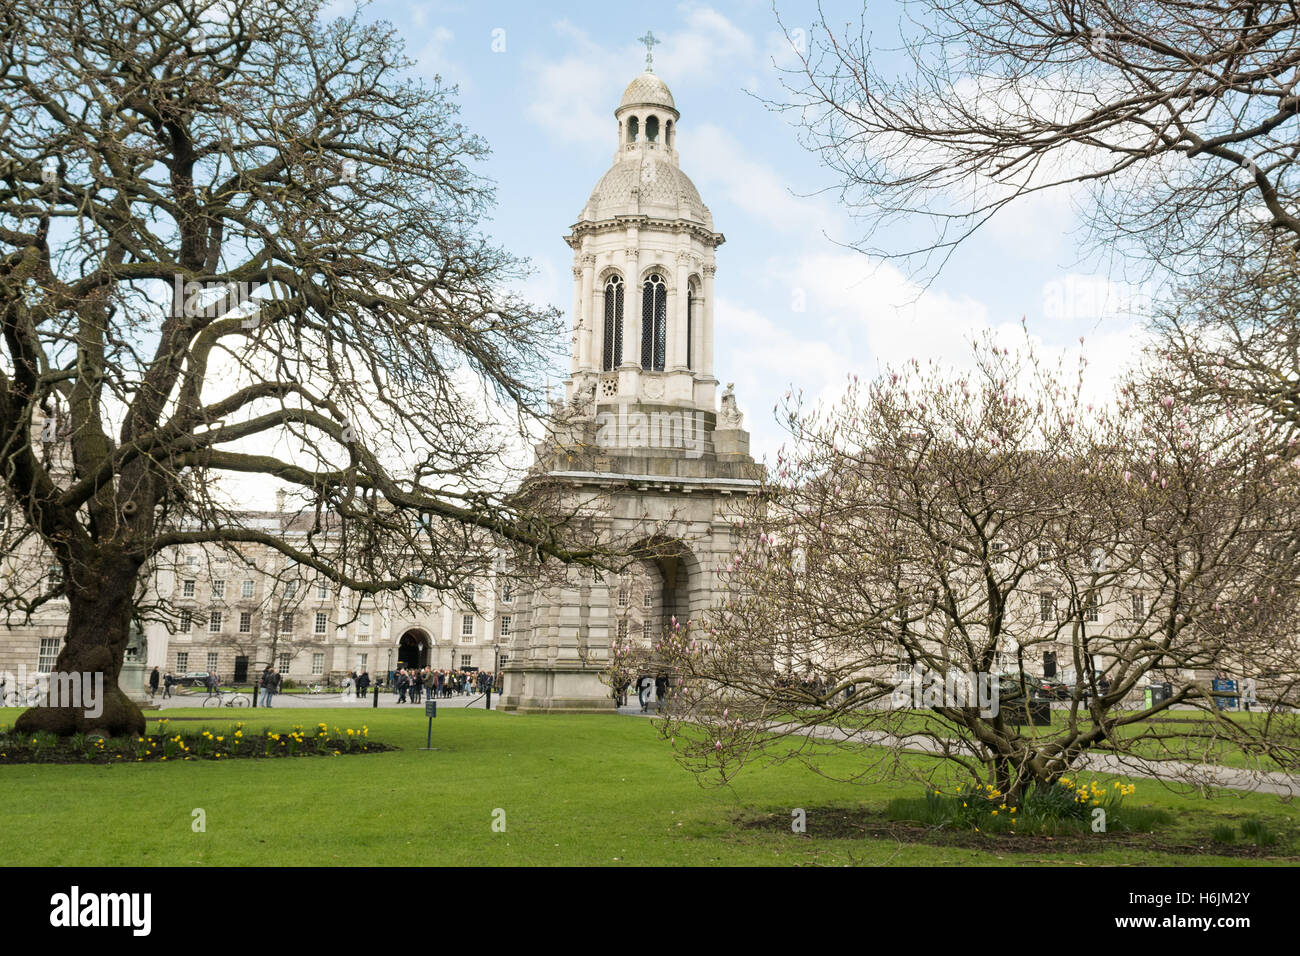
[[618, 71, 677, 114], [578, 155, 713, 228]]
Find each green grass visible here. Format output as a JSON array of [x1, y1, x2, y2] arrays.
[[0, 706, 1297, 866]]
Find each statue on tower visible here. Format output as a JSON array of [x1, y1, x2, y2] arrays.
[[719, 383, 743, 429]]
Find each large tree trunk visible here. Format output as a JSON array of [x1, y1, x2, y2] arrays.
[[13, 556, 145, 737]]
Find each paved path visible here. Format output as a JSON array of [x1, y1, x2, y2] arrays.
[[789, 721, 1300, 797], [618, 708, 1300, 797], [148, 690, 500, 711]]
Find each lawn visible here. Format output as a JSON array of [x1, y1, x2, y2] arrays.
[[0, 706, 1296, 866]]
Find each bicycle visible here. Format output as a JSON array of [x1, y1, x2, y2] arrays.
[[202, 689, 250, 707]]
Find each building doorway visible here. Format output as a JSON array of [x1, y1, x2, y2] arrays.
[[397, 629, 430, 669]]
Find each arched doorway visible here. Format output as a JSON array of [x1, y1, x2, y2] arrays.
[[641, 536, 698, 628], [397, 628, 431, 669], [615, 536, 701, 644], [613, 537, 701, 711]]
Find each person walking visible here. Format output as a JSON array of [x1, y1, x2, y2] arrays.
[[149, 666, 160, 700], [357, 670, 370, 701], [259, 666, 274, 707], [638, 675, 652, 713], [1242, 675, 1258, 712], [163, 671, 175, 699]]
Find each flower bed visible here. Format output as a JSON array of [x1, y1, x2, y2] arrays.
[[887, 777, 1168, 834], [0, 720, 393, 764]]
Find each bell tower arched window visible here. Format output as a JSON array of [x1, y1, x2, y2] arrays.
[[645, 116, 659, 142], [640, 274, 667, 371], [627, 116, 639, 143], [603, 276, 624, 371]]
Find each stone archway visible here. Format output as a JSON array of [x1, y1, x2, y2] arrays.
[[397, 628, 431, 669], [611, 536, 703, 711], [636, 535, 701, 629]]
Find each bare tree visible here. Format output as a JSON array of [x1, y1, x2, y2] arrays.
[[781, 1, 1300, 279], [642, 340, 1300, 803], [1150, 241, 1300, 448], [0, 0, 596, 735]]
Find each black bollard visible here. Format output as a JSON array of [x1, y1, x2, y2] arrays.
[[373, 683, 379, 708]]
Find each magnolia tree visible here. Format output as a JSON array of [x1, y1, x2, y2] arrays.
[[639, 341, 1300, 803]]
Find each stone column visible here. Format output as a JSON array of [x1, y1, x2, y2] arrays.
[[570, 264, 583, 375], [670, 251, 689, 371], [702, 263, 716, 377], [580, 253, 596, 370], [620, 235, 640, 368]]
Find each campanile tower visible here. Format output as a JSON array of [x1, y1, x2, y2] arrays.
[[500, 54, 761, 713]]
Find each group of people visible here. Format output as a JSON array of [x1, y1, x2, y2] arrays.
[[259, 666, 283, 706], [341, 670, 372, 699], [615, 674, 670, 712], [384, 667, 500, 703]]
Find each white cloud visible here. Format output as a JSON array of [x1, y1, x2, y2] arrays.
[[409, 25, 465, 88], [777, 252, 1148, 404], [652, 7, 755, 79], [523, 9, 756, 149], [687, 123, 838, 234], [787, 253, 993, 373], [714, 295, 855, 463]]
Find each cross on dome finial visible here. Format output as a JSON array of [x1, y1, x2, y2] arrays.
[[638, 30, 660, 71]]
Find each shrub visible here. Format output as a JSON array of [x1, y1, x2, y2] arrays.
[[1240, 819, 1278, 847]]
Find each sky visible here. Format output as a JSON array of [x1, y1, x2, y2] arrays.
[[335, 0, 1152, 466]]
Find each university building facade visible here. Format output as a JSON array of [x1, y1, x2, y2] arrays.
[[0, 505, 513, 691]]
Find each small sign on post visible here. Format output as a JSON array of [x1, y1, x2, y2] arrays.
[[421, 700, 437, 751]]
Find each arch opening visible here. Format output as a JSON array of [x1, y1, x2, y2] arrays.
[[397, 628, 431, 669], [640, 273, 667, 371], [603, 275, 624, 370]]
